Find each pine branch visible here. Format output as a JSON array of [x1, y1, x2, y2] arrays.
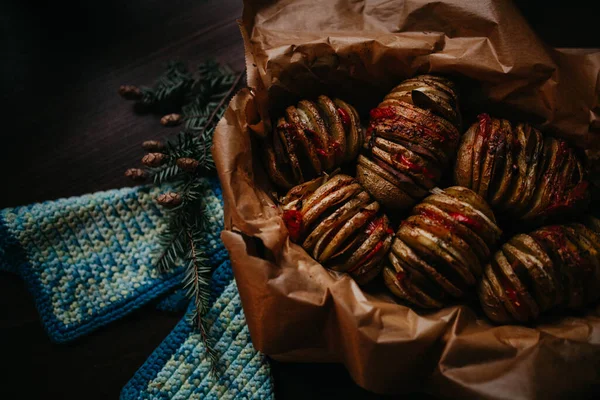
[[122, 59, 244, 374], [196, 314, 219, 374], [142, 67, 241, 185], [199, 71, 244, 133], [183, 222, 219, 374], [182, 67, 238, 132], [140, 61, 194, 112], [195, 71, 244, 168], [145, 129, 215, 184], [155, 218, 186, 273]]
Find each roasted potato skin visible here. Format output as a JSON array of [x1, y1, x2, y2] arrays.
[[478, 218, 600, 324], [358, 75, 461, 212], [262, 96, 364, 188], [268, 77, 595, 325], [454, 115, 590, 224], [384, 186, 501, 308], [281, 174, 394, 285]]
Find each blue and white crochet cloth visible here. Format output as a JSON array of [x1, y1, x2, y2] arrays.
[[122, 259, 273, 400], [0, 177, 274, 399], [0, 184, 183, 342]]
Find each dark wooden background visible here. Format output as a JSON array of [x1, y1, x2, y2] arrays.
[[0, 0, 597, 398]]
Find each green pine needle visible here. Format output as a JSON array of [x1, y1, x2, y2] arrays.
[[134, 59, 241, 375], [155, 223, 185, 273], [140, 61, 195, 112]]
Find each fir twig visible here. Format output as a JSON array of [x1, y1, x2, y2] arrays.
[[200, 71, 245, 133], [123, 59, 242, 374], [197, 71, 244, 168], [140, 61, 195, 112], [184, 225, 219, 374], [155, 222, 185, 273]]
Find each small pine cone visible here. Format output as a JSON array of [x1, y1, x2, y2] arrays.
[[157, 192, 182, 208], [118, 85, 142, 100], [142, 153, 167, 167], [161, 113, 182, 126], [176, 157, 200, 172], [142, 140, 165, 152], [124, 168, 147, 181]]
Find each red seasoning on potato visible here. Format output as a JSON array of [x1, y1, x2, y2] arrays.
[[478, 218, 600, 324], [281, 174, 394, 285], [263, 95, 364, 189], [383, 186, 501, 308], [454, 117, 589, 224], [283, 209, 303, 242], [357, 75, 461, 212]]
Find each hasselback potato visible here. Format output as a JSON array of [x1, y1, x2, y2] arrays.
[[478, 217, 600, 324], [454, 114, 589, 222], [264, 95, 364, 189], [281, 174, 394, 285], [357, 75, 461, 211], [379, 74, 462, 130], [383, 186, 501, 308]]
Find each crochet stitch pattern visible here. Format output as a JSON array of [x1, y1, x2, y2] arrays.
[[122, 259, 274, 400], [0, 178, 223, 343], [156, 289, 190, 312], [0, 177, 274, 398]]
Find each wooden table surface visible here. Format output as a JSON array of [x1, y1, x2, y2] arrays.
[[1, 1, 597, 398]]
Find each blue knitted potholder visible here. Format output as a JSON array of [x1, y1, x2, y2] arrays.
[[0, 178, 224, 343], [1, 177, 274, 398], [122, 258, 274, 400]]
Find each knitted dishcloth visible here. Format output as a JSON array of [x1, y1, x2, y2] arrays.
[[155, 288, 190, 312], [0, 178, 224, 343], [0, 180, 273, 399], [121, 258, 274, 400], [0, 177, 274, 399]]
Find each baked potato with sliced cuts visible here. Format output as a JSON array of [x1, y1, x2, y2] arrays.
[[383, 186, 501, 308], [281, 174, 394, 285], [454, 114, 589, 223], [478, 217, 600, 324], [358, 75, 461, 211], [264, 95, 364, 189]]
